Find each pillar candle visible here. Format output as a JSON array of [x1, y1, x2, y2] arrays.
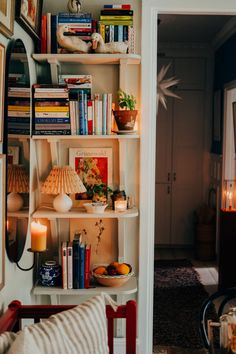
[[31, 221, 47, 252]]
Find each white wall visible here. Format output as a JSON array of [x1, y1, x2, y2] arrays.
[[0, 23, 37, 309]]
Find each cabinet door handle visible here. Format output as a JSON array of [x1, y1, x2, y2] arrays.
[[173, 172, 176, 181], [167, 185, 171, 194], [167, 173, 170, 181]]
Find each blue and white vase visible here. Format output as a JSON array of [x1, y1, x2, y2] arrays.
[[39, 260, 61, 287]]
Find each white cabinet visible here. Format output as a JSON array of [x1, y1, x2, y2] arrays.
[[155, 57, 206, 246], [30, 54, 140, 304]]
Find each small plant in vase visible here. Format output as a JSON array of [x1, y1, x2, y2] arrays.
[[113, 89, 138, 131], [88, 183, 112, 203]]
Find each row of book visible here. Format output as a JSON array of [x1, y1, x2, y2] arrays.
[[61, 240, 91, 289], [32, 81, 114, 136], [41, 3, 135, 54], [8, 87, 30, 135]]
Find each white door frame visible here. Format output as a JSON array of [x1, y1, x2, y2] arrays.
[[140, 1, 236, 353]]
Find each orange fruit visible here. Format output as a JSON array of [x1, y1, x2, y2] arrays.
[[116, 263, 130, 275], [110, 261, 119, 268], [94, 266, 106, 275]]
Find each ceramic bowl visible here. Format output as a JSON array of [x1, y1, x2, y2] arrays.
[[92, 271, 134, 287], [83, 202, 108, 214]]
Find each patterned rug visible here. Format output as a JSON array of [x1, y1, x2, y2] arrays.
[[153, 259, 213, 351]]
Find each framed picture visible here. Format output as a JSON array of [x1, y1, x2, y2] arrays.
[[15, 0, 43, 41], [0, 0, 15, 38], [0, 43, 5, 143], [8, 146, 20, 164], [0, 154, 6, 290], [69, 147, 113, 204]]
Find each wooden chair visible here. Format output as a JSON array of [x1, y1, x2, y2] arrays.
[[199, 287, 236, 352], [0, 300, 137, 354]]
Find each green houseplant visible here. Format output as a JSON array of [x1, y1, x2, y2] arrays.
[[113, 89, 138, 131]]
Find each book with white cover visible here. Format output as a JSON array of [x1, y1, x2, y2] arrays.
[[67, 242, 73, 289], [61, 241, 67, 289]]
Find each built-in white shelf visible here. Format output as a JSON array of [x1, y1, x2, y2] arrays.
[[32, 53, 141, 65], [32, 134, 139, 141], [32, 276, 137, 297], [32, 207, 138, 219], [8, 210, 29, 218]]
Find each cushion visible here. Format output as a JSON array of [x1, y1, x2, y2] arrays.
[[7, 294, 109, 354], [0, 332, 17, 354]]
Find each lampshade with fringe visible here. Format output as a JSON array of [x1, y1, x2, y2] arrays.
[[7, 164, 29, 212], [41, 166, 86, 212]]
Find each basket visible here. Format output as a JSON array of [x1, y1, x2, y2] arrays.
[[93, 271, 134, 287]]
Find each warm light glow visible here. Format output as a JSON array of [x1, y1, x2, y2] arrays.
[[31, 221, 47, 252], [115, 200, 127, 212]]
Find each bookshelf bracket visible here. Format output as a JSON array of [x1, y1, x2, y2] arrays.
[[47, 58, 60, 84]]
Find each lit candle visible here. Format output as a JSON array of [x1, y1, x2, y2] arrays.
[[115, 200, 127, 212], [228, 191, 233, 210], [31, 221, 47, 252]]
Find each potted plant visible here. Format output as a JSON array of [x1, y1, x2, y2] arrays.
[[113, 89, 138, 131]]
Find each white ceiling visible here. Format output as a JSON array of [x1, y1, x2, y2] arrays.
[[158, 14, 234, 43]]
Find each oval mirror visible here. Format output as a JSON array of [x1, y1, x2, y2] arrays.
[[3, 39, 30, 263]]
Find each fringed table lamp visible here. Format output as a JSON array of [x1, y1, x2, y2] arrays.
[[7, 164, 29, 212], [41, 166, 86, 213]]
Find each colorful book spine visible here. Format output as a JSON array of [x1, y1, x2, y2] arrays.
[[61, 242, 67, 289], [41, 15, 47, 54], [58, 12, 92, 18], [102, 93, 107, 135], [78, 90, 85, 135], [79, 243, 85, 289], [58, 17, 92, 23], [101, 10, 133, 15], [99, 20, 133, 25], [103, 4, 131, 9], [51, 15, 58, 54], [84, 93, 88, 135], [72, 240, 80, 289], [67, 242, 73, 290], [100, 15, 133, 20], [34, 118, 70, 124], [87, 100, 93, 135], [46, 13, 51, 54], [107, 93, 113, 134], [84, 245, 91, 289]]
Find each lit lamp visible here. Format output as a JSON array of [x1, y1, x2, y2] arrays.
[[41, 166, 86, 213], [7, 164, 29, 212]]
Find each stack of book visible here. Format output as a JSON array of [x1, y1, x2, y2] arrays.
[[99, 4, 135, 53], [61, 240, 91, 289], [8, 87, 30, 135], [41, 12, 94, 54], [32, 85, 71, 135]]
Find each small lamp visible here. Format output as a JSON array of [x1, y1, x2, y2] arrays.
[[41, 166, 86, 212], [7, 164, 29, 212]]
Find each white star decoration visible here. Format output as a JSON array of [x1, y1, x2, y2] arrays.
[[157, 63, 181, 109]]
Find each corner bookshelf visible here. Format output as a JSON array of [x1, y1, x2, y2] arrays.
[[31, 51, 140, 309]]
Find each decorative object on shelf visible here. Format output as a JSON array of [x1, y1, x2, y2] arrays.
[[41, 166, 86, 213], [93, 262, 133, 287], [113, 90, 138, 131], [31, 221, 47, 252], [69, 148, 112, 205], [15, 0, 43, 42], [223, 180, 235, 210], [7, 164, 29, 212], [91, 33, 128, 54], [114, 200, 127, 212], [0, 0, 14, 38], [83, 202, 108, 214], [39, 260, 61, 287], [157, 63, 180, 110], [127, 195, 135, 209], [95, 219, 105, 254], [67, 0, 81, 13], [111, 190, 126, 210], [0, 43, 5, 143], [57, 25, 92, 53]]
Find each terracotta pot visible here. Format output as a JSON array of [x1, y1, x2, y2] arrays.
[[113, 110, 138, 131]]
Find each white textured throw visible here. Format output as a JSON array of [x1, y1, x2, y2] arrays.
[[7, 294, 110, 354], [0, 332, 17, 354]]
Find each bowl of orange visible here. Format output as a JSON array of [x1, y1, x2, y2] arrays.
[[92, 262, 133, 287]]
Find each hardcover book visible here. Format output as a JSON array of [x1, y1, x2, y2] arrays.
[[61, 242, 68, 289]]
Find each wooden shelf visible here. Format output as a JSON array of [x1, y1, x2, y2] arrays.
[[32, 207, 138, 219], [32, 276, 137, 296], [8, 210, 29, 218], [32, 53, 141, 65], [32, 134, 139, 141]]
